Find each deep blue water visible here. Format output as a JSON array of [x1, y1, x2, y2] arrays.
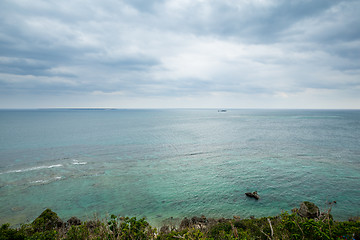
[[0, 109, 359, 226]]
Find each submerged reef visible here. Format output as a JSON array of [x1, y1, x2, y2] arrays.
[[1, 202, 359, 239]]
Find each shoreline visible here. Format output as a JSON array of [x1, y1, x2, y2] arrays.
[[1, 202, 360, 239], [2, 201, 354, 229], [3, 201, 358, 229]]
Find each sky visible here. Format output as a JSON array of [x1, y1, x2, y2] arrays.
[[0, 0, 359, 109]]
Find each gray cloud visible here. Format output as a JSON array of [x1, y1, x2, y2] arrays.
[[0, 0, 359, 108]]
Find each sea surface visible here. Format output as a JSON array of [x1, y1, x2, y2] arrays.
[[0, 109, 359, 226]]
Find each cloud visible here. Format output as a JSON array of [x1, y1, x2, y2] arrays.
[[0, 0, 359, 108]]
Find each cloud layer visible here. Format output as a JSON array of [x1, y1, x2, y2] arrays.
[[0, 0, 359, 108]]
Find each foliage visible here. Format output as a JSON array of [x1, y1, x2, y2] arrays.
[[1, 209, 360, 240], [208, 221, 233, 239], [0, 223, 26, 240], [66, 224, 90, 240], [31, 208, 63, 232], [27, 230, 58, 240], [107, 215, 156, 239]]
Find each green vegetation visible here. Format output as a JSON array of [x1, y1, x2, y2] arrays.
[[1, 209, 359, 239]]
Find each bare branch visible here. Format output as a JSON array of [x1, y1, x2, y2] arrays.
[[267, 218, 274, 238]]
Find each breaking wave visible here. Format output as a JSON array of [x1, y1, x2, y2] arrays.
[[1, 164, 63, 175]]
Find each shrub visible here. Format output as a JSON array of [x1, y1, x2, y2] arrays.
[[0, 223, 26, 240], [1, 208, 360, 240], [32, 208, 63, 232], [107, 215, 156, 239], [208, 222, 233, 239], [66, 225, 90, 240], [27, 230, 58, 240]]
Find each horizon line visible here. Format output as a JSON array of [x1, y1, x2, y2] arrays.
[[0, 107, 360, 111]]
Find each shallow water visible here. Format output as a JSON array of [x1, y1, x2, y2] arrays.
[[0, 109, 359, 226]]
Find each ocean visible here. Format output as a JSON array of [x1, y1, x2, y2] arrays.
[[0, 109, 359, 226]]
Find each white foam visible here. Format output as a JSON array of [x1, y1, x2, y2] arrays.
[[47, 164, 63, 169], [30, 176, 62, 185], [31, 179, 49, 184], [2, 164, 63, 174], [72, 160, 87, 165]]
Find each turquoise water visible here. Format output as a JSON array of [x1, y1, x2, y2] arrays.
[[0, 109, 359, 226]]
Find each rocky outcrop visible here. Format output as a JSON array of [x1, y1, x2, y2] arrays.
[[348, 216, 360, 222], [32, 208, 64, 231], [179, 217, 191, 229], [298, 201, 320, 219], [245, 191, 260, 200], [160, 225, 171, 234], [67, 216, 81, 226], [180, 216, 210, 230], [179, 216, 226, 230], [86, 220, 100, 229]]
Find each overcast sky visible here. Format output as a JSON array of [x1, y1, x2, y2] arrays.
[[0, 0, 359, 109]]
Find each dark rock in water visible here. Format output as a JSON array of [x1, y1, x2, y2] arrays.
[[32, 208, 64, 231], [245, 191, 260, 200], [298, 201, 320, 219], [67, 216, 81, 226]]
